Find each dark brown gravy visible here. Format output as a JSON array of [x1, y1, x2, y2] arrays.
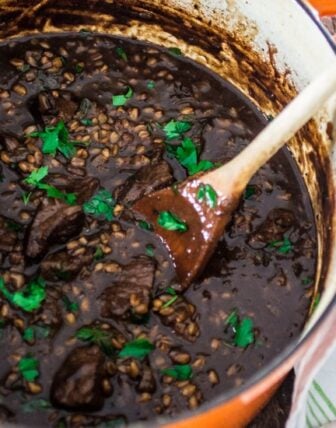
[[0, 33, 316, 427]]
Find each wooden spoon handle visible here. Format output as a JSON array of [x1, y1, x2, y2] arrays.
[[204, 61, 336, 196]]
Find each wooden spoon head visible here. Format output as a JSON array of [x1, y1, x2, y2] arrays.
[[132, 178, 239, 288]]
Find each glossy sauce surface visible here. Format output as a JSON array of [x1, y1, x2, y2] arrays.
[[0, 33, 316, 427]]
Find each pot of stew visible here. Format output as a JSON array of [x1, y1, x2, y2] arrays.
[[0, 0, 335, 427]]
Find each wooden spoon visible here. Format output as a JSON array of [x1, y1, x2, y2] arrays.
[[133, 63, 336, 288]]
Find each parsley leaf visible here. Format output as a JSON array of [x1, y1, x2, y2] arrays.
[[0, 277, 46, 312], [138, 220, 152, 231], [166, 138, 214, 175], [75, 326, 116, 356], [145, 244, 154, 257], [115, 47, 127, 61], [119, 338, 154, 359], [24, 166, 49, 187], [162, 294, 178, 308], [112, 86, 133, 107], [312, 293, 321, 312], [22, 192, 32, 206], [163, 120, 192, 140], [225, 310, 255, 348], [23, 325, 50, 343], [83, 189, 116, 221], [80, 118, 93, 126], [157, 211, 188, 232], [196, 184, 217, 208], [168, 47, 183, 56], [94, 246, 104, 260], [18, 355, 39, 382], [269, 237, 293, 254], [62, 296, 79, 313], [161, 364, 192, 380], [146, 80, 155, 89], [244, 185, 256, 200], [30, 121, 77, 159], [24, 167, 77, 205], [302, 276, 313, 286]]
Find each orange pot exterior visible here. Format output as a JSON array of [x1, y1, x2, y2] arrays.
[[309, 0, 336, 15]]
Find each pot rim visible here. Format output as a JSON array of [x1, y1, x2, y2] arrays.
[[150, 1, 336, 425]]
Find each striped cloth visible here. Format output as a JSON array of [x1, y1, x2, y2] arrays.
[[287, 306, 336, 428]]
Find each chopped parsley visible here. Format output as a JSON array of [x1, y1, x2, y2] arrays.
[[166, 137, 214, 175], [83, 189, 115, 221], [161, 364, 192, 380], [0, 277, 46, 312], [157, 211, 188, 232], [168, 47, 183, 56], [268, 237, 293, 254], [80, 118, 93, 126], [23, 325, 50, 343], [146, 80, 155, 89], [30, 121, 77, 159], [94, 246, 104, 260], [196, 184, 217, 208], [115, 46, 127, 61], [112, 86, 133, 107], [163, 119, 192, 140], [138, 220, 152, 231], [312, 293, 321, 312], [62, 295, 79, 313], [225, 309, 255, 348], [145, 244, 155, 257], [75, 326, 116, 356], [119, 338, 154, 359], [24, 166, 77, 205], [74, 63, 84, 74], [162, 293, 178, 309], [18, 355, 39, 382], [22, 191, 32, 205], [302, 276, 313, 286], [244, 185, 256, 200]]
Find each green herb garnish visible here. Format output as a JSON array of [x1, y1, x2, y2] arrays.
[[146, 80, 155, 89], [166, 286, 177, 296], [268, 237, 293, 254], [162, 294, 178, 309], [157, 211, 188, 232], [225, 310, 255, 348], [115, 47, 127, 61], [5, 219, 23, 232], [145, 244, 154, 257], [166, 138, 214, 175], [119, 338, 154, 359], [83, 189, 115, 221], [75, 326, 116, 356], [23, 325, 50, 343], [18, 355, 39, 382], [168, 47, 183, 56], [22, 191, 32, 205], [138, 220, 152, 231], [24, 166, 77, 205], [163, 120, 192, 140], [0, 277, 46, 312], [312, 293, 321, 312], [161, 364, 192, 380], [75, 63, 84, 73], [302, 276, 313, 286], [62, 296, 79, 313], [30, 121, 77, 159], [112, 86, 133, 107], [80, 118, 93, 126], [94, 246, 104, 260], [196, 184, 217, 208], [244, 185, 255, 200]]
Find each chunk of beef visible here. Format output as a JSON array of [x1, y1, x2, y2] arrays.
[[155, 295, 200, 342], [41, 247, 94, 281], [248, 208, 295, 249], [0, 216, 17, 252], [31, 90, 79, 124], [114, 161, 173, 205], [50, 345, 105, 411], [25, 200, 84, 258], [100, 256, 155, 320], [47, 174, 99, 204]]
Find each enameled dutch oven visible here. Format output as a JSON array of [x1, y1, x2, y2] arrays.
[[0, 0, 336, 426]]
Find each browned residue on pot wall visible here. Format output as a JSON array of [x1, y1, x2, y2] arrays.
[[0, 0, 332, 301]]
